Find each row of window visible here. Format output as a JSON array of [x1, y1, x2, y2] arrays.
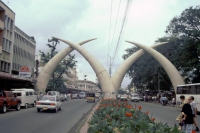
[[78, 84, 95, 89], [4, 15, 14, 31], [177, 86, 200, 94], [13, 45, 35, 61], [0, 61, 10, 72], [2, 37, 12, 52], [14, 32, 35, 49], [12, 63, 22, 71]]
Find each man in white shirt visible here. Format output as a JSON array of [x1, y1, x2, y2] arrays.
[[189, 96, 199, 131]]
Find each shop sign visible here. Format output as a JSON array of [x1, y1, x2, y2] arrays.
[[19, 65, 31, 78]]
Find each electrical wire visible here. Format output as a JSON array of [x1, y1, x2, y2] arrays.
[[107, 0, 114, 67], [108, 0, 122, 55], [111, 0, 132, 66]]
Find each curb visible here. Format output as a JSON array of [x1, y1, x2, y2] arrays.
[[77, 99, 101, 133]]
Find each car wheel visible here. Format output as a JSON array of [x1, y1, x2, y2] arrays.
[[32, 102, 36, 107], [16, 103, 20, 111], [54, 107, 58, 113], [37, 108, 40, 112], [2, 104, 7, 113], [25, 103, 28, 109], [59, 105, 62, 111]]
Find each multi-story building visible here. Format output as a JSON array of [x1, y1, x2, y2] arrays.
[[0, 1, 36, 90], [12, 26, 36, 75], [0, 2, 15, 73], [63, 67, 78, 90], [76, 80, 100, 92]]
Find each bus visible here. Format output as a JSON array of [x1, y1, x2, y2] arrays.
[[176, 83, 200, 113]]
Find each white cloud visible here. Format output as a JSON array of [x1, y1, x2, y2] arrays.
[[3, 0, 199, 87]]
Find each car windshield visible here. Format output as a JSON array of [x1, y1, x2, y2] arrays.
[[47, 92, 56, 95], [133, 95, 138, 97], [87, 94, 95, 97], [80, 92, 85, 95], [41, 96, 55, 101]]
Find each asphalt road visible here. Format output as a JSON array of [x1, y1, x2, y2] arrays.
[[130, 101, 200, 129], [0, 99, 95, 133]]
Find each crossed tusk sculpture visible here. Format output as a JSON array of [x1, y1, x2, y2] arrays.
[[36, 37, 185, 99]]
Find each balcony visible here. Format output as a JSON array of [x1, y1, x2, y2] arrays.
[[0, 20, 4, 30]]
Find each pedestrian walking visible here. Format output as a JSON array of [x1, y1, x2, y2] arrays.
[[176, 95, 185, 130], [172, 97, 176, 107], [181, 97, 194, 133], [189, 96, 199, 131]]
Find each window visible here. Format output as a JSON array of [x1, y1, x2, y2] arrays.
[[14, 93, 21, 96], [9, 41, 11, 52], [29, 92, 33, 95], [26, 92, 29, 96], [197, 86, 200, 94], [188, 86, 196, 94], [7, 63, 10, 72], [10, 20, 13, 30], [56, 97, 60, 102], [4, 15, 7, 28], [177, 87, 183, 94]]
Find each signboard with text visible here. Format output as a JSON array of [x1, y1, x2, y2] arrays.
[[19, 65, 31, 78]]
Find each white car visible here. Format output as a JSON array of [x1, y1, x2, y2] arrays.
[[36, 95, 62, 113], [120, 94, 128, 101], [131, 94, 140, 102]]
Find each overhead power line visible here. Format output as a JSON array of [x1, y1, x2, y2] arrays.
[[111, 0, 132, 66], [107, 0, 114, 66], [108, 0, 122, 55]]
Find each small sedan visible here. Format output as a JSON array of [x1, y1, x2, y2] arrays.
[[36, 95, 62, 113]]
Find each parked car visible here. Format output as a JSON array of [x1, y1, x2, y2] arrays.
[[120, 94, 128, 101], [36, 95, 62, 113], [0, 90, 21, 113], [72, 94, 78, 99], [11, 89, 37, 108], [131, 94, 140, 102], [79, 92, 86, 99]]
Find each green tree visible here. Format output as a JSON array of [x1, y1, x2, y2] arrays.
[[123, 5, 200, 91], [165, 5, 200, 83], [39, 38, 77, 92]]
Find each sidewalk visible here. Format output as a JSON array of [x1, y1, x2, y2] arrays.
[[141, 100, 181, 108]]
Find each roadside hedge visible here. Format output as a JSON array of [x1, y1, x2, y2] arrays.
[[88, 99, 182, 133]]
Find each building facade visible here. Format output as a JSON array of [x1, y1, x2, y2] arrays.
[[0, 2, 15, 74], [0, 1, 36, 90], [12, 26, 36, 75], [76, 80, 100, 92]]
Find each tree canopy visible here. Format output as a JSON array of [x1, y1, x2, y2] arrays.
[[39, 38, 77, 92], [123, 6, 200, 91]]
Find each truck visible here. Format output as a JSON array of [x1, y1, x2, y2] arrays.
[[0, 90, 21, 113]]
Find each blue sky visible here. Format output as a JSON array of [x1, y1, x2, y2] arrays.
[[3, 0, 199, 88]]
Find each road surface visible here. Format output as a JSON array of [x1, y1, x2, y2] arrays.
[[0, 99, 95, 133]]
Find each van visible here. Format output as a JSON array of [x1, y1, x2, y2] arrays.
[[11, 88, 37, 109]]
